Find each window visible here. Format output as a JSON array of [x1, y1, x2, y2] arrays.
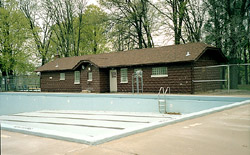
[[88, 72, 92, 81], [151, 67, 168, 77], [74, 71, 80, 84], [60, 73, 65, 80], [120, 68, 128, 83]]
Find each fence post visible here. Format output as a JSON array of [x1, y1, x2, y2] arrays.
[[4, 76, 7, 91], [227, 65, 230, 93]]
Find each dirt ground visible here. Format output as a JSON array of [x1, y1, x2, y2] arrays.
[[196, 89, 250, 97]]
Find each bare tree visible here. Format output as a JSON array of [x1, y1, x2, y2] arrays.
[[148, 0, 187, 45], [183, 0, 205, 43], [44, 0, 86, 57], [100, 0, 155, 50], [20, 0, 53, 65]]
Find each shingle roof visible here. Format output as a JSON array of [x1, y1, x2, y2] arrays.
[[35, 42, 226, 72]]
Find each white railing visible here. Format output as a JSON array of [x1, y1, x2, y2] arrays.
[[158, 87, 170, 113]]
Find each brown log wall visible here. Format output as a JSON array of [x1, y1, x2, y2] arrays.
[[40, 64, 110, 93], [116, 63, 193, 93], [40, 71, 81, 92], [193, 51, 222, 93]]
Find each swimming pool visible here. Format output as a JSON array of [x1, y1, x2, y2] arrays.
[[0, 92, 249, 145], [1, 92, 249, 115]]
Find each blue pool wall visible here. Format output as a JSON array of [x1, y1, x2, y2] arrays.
[[0, 92, 249, 115]]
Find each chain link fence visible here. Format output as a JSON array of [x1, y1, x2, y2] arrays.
[[193, 64, 250, 95], [0, 75, 40, 92]]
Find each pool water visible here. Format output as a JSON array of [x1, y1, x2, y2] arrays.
[[0, 92, 249, 145]]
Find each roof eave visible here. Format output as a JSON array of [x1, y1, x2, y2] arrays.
[[98, 60, 195, 68], [72, 60, 100, 70], [35, 69, 73, 72], [194, 46, 228, 63]]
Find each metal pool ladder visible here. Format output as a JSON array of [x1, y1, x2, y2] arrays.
[[158, 87, 171, 113]]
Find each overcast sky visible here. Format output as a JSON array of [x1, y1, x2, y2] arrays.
[[88, 0, 99, 5]]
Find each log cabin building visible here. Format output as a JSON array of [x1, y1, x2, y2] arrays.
[[35, 42, 227, 94]]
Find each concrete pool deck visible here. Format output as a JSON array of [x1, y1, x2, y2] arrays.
[[1, 103, 250, 155]]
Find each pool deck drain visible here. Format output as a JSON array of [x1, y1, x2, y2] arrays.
[[0, 110, 179, 145]]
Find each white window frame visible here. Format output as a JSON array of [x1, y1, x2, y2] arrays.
[[88, 72, 93, 81], [120, 68, 128, 83], [151, 67, 168, 77], [74, 71, 80, 84], [60, 73, 65, 80]]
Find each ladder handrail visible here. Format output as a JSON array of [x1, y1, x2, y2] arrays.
[[158, 87, 165, 96], [158, 87, 166, 113], [165, 87, 170, 94], [158, 87, 170, 113]]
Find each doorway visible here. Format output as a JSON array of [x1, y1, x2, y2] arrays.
[[109, 69, 117, 92]]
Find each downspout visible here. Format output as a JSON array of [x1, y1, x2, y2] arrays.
[[39, 72, 42, 92]]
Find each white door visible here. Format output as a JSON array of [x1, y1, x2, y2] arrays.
[[109, 69, 117, 92]]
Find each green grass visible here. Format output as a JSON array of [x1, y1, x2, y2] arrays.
[[238, 84, 250, 91]]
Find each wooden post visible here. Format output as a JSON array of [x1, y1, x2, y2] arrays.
[[227, 65, 230, 93]]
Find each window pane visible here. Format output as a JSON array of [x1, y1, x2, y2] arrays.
[[74, 71, 80, 84], [60, 73, 65, 80], [120, 68, 128, 83], [88, 72, 92, 81], [152, 67, 168, 75]]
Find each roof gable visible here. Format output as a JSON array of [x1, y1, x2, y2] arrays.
[[36, 42, 226, 72]]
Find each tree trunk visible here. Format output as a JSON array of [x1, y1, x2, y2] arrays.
[[221, 66, 226, 88], [249, 41, 250, 84], [42, 55, 46, 66], [243, 47, 248, 84], [248, 8, 250, 84], [136, 22, 143, 49], [249, 40, 250, 84], [93, 30, 97, 54], [245, 65, 248, 84], [76, 14, 82, 56], [2, 71, 7, 77], [230, 65, 239, 89], [172, 0, 179, 44], [226, 0, 239, 89]]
